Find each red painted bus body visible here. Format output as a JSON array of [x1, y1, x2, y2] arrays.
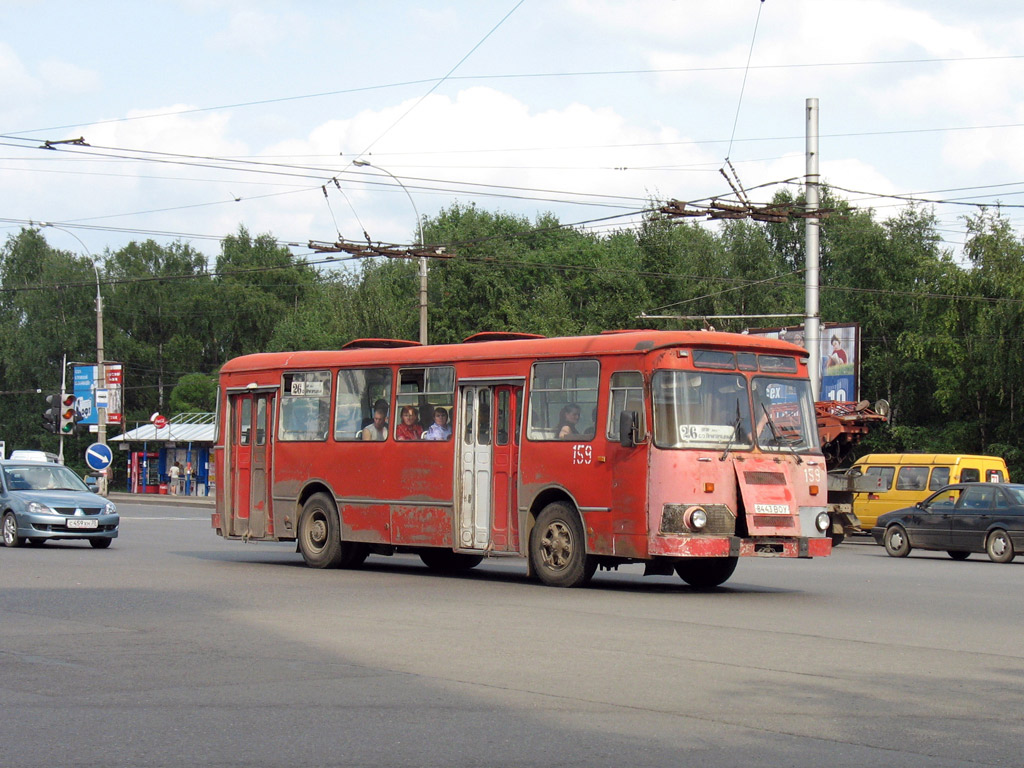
[[212, 330, 831, 587]]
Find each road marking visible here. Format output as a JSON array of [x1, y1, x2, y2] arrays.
[[120, 516, 207, 521]]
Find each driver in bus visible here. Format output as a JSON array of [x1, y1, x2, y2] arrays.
[[361, 404, 389, 441]]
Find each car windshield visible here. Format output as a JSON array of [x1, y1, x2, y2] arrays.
[[3, 464, 89, 492]]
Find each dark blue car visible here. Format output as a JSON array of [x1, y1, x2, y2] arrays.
[[1, 460, 119, 548], [872, 482, 1023, 563]]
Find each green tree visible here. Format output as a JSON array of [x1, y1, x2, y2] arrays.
[[0, 228, 96, 453], [103, 239, 213, 420], [168, 373, 218, 413], [213, 226, 319, 358]]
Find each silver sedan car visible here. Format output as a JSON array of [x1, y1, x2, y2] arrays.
[[1, 460, 119, 548]]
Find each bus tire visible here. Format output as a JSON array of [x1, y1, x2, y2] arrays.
[[674, 557, 738, 588], [298, 493, 345, 568], [529, 502, 595, 588], [419, 550, 484, 573]]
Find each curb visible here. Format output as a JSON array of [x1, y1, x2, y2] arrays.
[[107, 492, 214, 508]]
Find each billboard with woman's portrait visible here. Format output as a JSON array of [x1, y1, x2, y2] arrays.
[[747, 323, 860, 403]]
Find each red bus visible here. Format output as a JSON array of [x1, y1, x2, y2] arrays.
[[212, 330, 832, 588]]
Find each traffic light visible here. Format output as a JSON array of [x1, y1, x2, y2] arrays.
[[59, 393, 77, 435], [43, 393, 61, 433]]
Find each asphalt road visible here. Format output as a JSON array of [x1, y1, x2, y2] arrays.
[[2, 500, 1022, 768]]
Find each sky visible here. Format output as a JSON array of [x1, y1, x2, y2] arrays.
[[2, 0, 1024, 267]]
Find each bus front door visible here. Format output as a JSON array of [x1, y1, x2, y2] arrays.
[[247, 393, 274, 538], [457, 384, 521, 552], [227, 392, 274, 539], [228, 394, 253, 536]]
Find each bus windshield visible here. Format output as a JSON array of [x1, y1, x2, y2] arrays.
[[652, 371, 753, 449], [750, 377, 819, 453], [651, 371, 818, 452]]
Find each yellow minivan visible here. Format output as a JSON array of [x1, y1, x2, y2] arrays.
[[851, 453, 1009, 531]]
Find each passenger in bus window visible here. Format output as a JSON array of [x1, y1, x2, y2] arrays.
[[422, 407, 452, 441], [361, 404, 389, 441], [396, 405, 424, 440], [557, 403, 581, 439]]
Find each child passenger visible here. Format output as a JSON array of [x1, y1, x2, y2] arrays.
[[422, 407, 452, 441]]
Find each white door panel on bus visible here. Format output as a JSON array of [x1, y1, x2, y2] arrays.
[[459, 386, 493, 549]]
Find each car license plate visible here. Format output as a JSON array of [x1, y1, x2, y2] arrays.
[[67, 518, 98, 529]]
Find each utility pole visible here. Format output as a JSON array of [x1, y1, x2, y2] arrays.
[[805, 97, 821, 401], [95, 264, 107, 495], [353, 160, 428, 345]]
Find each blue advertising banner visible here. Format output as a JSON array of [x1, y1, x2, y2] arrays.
[[72, 364, 123, 425]]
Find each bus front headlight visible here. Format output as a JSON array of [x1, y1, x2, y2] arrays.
[[815, 511, 831, 533], [684, 506, 708, 531]]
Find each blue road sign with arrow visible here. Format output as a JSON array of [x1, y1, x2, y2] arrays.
[[85, 442, 114, 472]]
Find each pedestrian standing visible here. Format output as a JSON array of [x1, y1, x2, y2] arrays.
[[169, 461, 180, 495]]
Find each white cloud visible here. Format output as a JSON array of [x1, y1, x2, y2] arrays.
[[38, 59, 100, 94], [206, 8, 308, 55]]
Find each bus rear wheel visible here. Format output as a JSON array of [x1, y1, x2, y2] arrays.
[[674, 557, 738, 588], [529, 502, 596, 588], [419, 550, 484, 573], [297, 493, 356, 569]]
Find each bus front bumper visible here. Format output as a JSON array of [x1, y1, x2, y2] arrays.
[[649, 535, 832, 559]]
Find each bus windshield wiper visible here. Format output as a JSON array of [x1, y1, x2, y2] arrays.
[[720, 402, 744, 461], [759, 403, 802, 464]]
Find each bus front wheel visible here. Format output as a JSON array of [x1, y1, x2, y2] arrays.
[[529, 502, 596, 588], [675, 557, 738, 588], [298, 493, 346, 568]]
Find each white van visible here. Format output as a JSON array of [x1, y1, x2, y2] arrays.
[[7, 450, 61, 464]]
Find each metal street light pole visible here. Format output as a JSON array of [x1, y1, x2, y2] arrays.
[[353, 160, 428, 345], [40, 223, 108, 493]]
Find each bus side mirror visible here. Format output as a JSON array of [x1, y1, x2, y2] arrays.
[[619, 410, 638, 448]]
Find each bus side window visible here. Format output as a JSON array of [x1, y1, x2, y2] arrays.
[[527, 359, 599, 441], [607, 370, 645, 441], [896, 466, 928, 491], [929, 466, 950, 490], [396, 365, 455, 441], [865, 465, 894, 491], [279, 370, 331, 441], [335, 368, 393, 441]]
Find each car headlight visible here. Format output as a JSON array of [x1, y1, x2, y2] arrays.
[[104, 502, 116, 515], [684, 506, 708, 531], [28, 501, 54, 515], [815, 511, 831, 532]]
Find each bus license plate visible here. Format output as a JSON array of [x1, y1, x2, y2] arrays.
[[754, 504, 789, 516], [67, 518, 98, 529]]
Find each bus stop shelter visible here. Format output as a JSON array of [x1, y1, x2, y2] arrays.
[[111, 412, 215, 496]]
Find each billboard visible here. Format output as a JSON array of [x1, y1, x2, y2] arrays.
[[72, 363, 124, 425], [747, 323, 860, 403]]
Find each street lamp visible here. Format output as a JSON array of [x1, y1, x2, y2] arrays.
[[40, 223, 108, 494], [353, 160, 428, 345]]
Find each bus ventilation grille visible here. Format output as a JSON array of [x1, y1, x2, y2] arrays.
[[661, 504, 735, 535], [743, 471, 787, 485]]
